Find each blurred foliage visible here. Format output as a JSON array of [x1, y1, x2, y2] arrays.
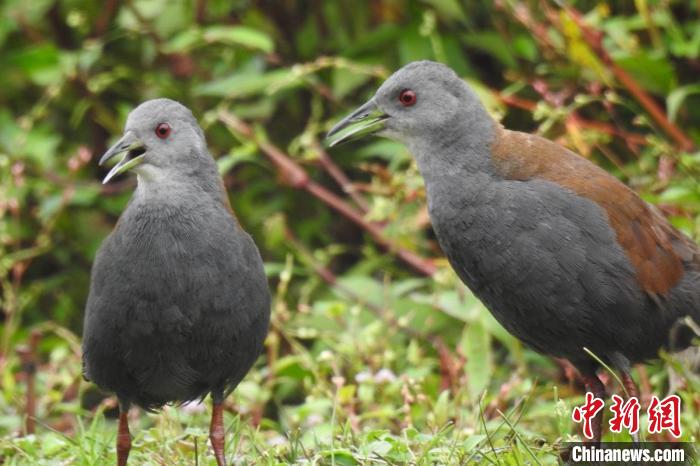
[[1, 0, 699, 464]]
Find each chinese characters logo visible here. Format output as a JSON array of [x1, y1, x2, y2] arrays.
[[572, 394, 681, 439]]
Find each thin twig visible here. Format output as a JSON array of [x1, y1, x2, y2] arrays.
[[218, 109, 437, 277], [17, 329, 41, 435], [312, 141, 370, 212], [195, 0, 207, 23], [501, 1, 557, 53]]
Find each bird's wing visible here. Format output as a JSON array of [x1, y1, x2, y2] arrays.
[[490, 127, 690, 297]]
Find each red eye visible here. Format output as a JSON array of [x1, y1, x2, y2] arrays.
[[399, 89, 417, 106], [155, 123, 171, 139]]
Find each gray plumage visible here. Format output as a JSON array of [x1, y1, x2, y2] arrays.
[[83, 99, 270, 411], [327, 61, 700, 379]]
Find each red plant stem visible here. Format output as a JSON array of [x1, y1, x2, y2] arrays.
[[496, 92, 648, 148], [92, 0, 120, 37], [564, 6, 695, 151], [16, 347, 35, 435], [501, 2, 693, 151], [16, 330, 40, 435], [218, 110, 437, 277], [312, 141, 370, 212], [196, 0, 207, 23], [498, 93, 536, 111]]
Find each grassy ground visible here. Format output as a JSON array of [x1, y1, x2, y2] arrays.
[[1, 269, 698, 464]]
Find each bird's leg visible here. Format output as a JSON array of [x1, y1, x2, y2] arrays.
[[581, 373, 606, 446], [620, 370, 639, 400], [619, 369, 641, 443], [116, 400, 131, 466], [210, 391, 227, 466]]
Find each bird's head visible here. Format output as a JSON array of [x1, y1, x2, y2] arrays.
[[326, 61, 484, 148], [99, 98, 208, 184]]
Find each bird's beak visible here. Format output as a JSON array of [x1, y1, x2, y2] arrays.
[[99, 131, 147, 184], [325, 99, 389, 147]]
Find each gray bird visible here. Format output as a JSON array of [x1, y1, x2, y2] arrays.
[[327, 61, 700, 444], [83, 99, 270, 466]]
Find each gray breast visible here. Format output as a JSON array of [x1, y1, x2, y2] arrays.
[[83, 199, 270, 408]]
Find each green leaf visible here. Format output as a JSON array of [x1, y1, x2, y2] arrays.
[[332, 67, 372, 99], [336, 275, 384, 306], [667, 84, 700, 123], [658, 185, 700, 205], [443, 36, 473, 76], [40, 433, 68, 457], [22, 125, 61, 169], [6, 43, 61, 85], [461, 319, 492, 400], [203, 25, 274, 53], [321, 450, 359, 466], [194, 69, 300, 98], [164, 28, 203, 53], [38, 194, 64, 221], [463, 32, 517, 68], [421, 0, 465, 22], [512, 34, 538, 61], [614, 52, 677, 94], [165, 26, 274, 53], [399, 27, 433, 64], [69, 185, 101, 207], [356, 140, 411, 164], [216, 146, 258, 174], [343, 24, 400, 57], [432, 389, 451, 425]]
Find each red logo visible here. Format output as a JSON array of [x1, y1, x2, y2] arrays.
[[573, 393, 683, 438], [572, 392, 605, 439], [648, 395, 682, 438], [608, 394, 640, 434]]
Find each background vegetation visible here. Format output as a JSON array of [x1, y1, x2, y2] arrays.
[[1, 0, 699, 464]]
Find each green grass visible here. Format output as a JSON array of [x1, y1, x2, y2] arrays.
[[1, 269, 698, 464]]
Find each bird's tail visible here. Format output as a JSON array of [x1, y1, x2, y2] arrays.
[[669, 315, 699, 351], [669, 315, 700, 379]]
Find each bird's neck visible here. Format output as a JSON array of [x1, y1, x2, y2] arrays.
[[408, 110, 499, 186], [407, 109, 505, 254], [135, 170, 191, 201], [135, 165, 176, 189], [132, 164, 228, 210], [407, 113, 506, 299]]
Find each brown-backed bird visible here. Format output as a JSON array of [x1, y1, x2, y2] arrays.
[[327, 61, 699, 444]]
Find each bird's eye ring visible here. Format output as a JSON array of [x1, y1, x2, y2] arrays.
[[399, 89, 417, 107], [155, 123, 171, 139]]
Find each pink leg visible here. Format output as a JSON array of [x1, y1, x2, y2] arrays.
[[210, 401, 227, 466], [116, 404, 131, 466]]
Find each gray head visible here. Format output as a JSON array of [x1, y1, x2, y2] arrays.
[[326, 61, 492, 149], [99, 98, 210, 184]]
